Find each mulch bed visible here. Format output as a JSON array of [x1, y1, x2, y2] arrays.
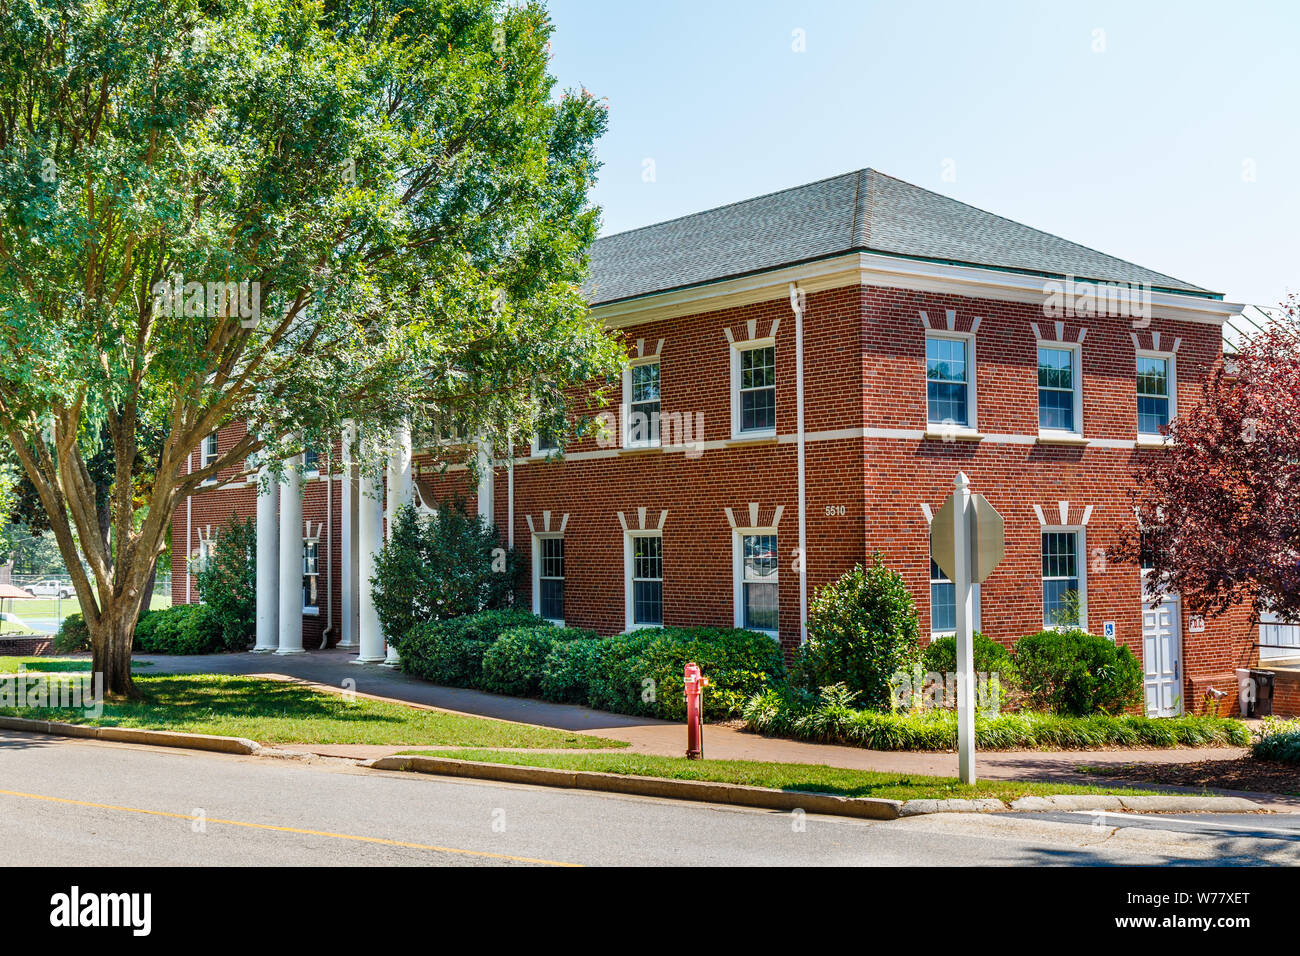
[[1084, 757, 1300, 797]]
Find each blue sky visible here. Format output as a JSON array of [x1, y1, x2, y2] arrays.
[[545, 0, 1299, 306]]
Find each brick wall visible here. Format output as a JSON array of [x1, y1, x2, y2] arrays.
[[170, 279, 1262, 709]]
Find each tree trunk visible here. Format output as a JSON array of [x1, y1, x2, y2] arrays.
[[91, 610, 140, 700]]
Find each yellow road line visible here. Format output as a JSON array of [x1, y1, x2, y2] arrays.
[[0, 788, 579, 866]]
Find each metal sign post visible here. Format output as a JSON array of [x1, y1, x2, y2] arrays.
[[931, 472, 1005, 785]]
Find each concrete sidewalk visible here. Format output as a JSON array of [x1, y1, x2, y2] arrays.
[[134, 646, 1297, 804]]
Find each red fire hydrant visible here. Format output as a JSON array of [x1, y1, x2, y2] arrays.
[[684, 662, 709, 760]]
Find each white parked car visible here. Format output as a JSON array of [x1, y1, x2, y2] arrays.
[[22, 580, 73, 599]]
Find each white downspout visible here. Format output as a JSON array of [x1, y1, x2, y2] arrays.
[[185, 452, 193, 605], [322, 447, 334, 650], [507, 437, 515, 550], [791, 282, 808, 644]]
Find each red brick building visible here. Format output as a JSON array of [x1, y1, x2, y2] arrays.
[[174, 169, 1297, 716]]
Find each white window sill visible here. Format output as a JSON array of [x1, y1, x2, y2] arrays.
[[923, 427, 984, 442], [624, 621, 662, 632], [620, 442, 662, 454], [1136, 435, 1171, 448], [303, 607, 320, 616], [542, 618, 565, 627], [1036, 430, 1088, 446], [726, 431, 777, 446]]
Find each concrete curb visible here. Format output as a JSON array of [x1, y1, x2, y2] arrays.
[[365, 755, 904, 820], [0, 716, 260, 755], [899, 798, 1008, 816], [1009, 794, 1262, 813]]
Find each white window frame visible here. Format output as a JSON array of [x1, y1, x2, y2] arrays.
[[729, 338, 777, 440], [924, 331, 979, 435], [301, 448, 320, 480], [624, 530, 663, 630], [530, 423, 561, 458], [732, 528, 780, 638], [622, 356, 662, 449], [1135, 349, 1177, 440], [302, 538, 320, 616], [1036, 340, 1083, 439], [196, 537, 217, 575], [928, 550, 982, 639], [200, 433, 219, 486], [1041, 525, 1087, 631], [532, 533, 565, 625]]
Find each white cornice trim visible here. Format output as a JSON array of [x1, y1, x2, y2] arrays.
[[591, 252, 1243, 329]]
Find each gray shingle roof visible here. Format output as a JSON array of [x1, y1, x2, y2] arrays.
[[587, 169, 1214, 306]]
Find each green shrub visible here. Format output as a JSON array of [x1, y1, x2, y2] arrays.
[[52, 611, 90, 653], [1014, 629, 1142, 716], [587, 627, 785, 721], [373, 501, 521, 651], [134, 603, 224, 655], [195, 513, 257, 651], [741, 684, 1250, 751], [800, 556, 921, 709], [399, 608, 543, 688], [539, 637, 607, 704], [923, 631, 1020, 691], [481, 625, 594, 697], [1253, 717, 1300, 764]]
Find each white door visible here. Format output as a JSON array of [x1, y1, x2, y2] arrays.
[[1142, 599, 1182, 717]]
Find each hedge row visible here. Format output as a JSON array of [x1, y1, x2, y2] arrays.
[[741, 683, 1251, 751], [399, 610, 786, 721], [54, 604, 240, 656]]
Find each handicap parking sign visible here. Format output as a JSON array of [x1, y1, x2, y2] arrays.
[[1103, 621, 1116, 641]]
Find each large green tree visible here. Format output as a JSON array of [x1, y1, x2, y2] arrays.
[[0, 0, 619, 696]]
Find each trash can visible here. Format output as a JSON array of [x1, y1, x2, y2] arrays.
[[1249, 669, 1275, 718]]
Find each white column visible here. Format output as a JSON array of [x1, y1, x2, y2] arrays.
[[253, 464, 280, 652], [356, 437, 386, 663], [337, 422, 360, 650], [476, 436, 495, 527], [384, 424, 414, 665], [276, 455, 305, 655]]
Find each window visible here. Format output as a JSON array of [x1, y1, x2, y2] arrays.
[[928, 551, 981, 636], [1136, 354, 1174, 436], [302, 540, 320, 614], [196, 538, 217, 574], [736, 533, 779, 633], [534, 536, 565, 623], [1042, 530, 1083, 629], [624, 360, 661, 447], [201, 432, 219, 468], [926, 334, 973, 428], [627, 533, 663, 627], [731, 343, 776, 437], [1038, 344, 1080, 434], [302, 449, 319, 475], [930, 556, 956, 634], [532, 422, 561, 456]]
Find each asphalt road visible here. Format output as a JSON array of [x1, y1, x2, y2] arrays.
[[2, 730, 1298, 867]]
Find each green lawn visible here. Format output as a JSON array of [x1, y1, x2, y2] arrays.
[[0, 657, 153, 673], [0, 674, 627, 749], [399, 749, 1166, 802]]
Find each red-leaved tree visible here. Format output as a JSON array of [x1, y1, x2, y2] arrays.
[[1115, 295, 1300, 621]]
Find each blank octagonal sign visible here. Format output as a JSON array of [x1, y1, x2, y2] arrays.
[[930, 492, 1005, 584]]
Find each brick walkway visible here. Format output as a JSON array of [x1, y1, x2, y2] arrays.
[[134, 646, 1300, 808]]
